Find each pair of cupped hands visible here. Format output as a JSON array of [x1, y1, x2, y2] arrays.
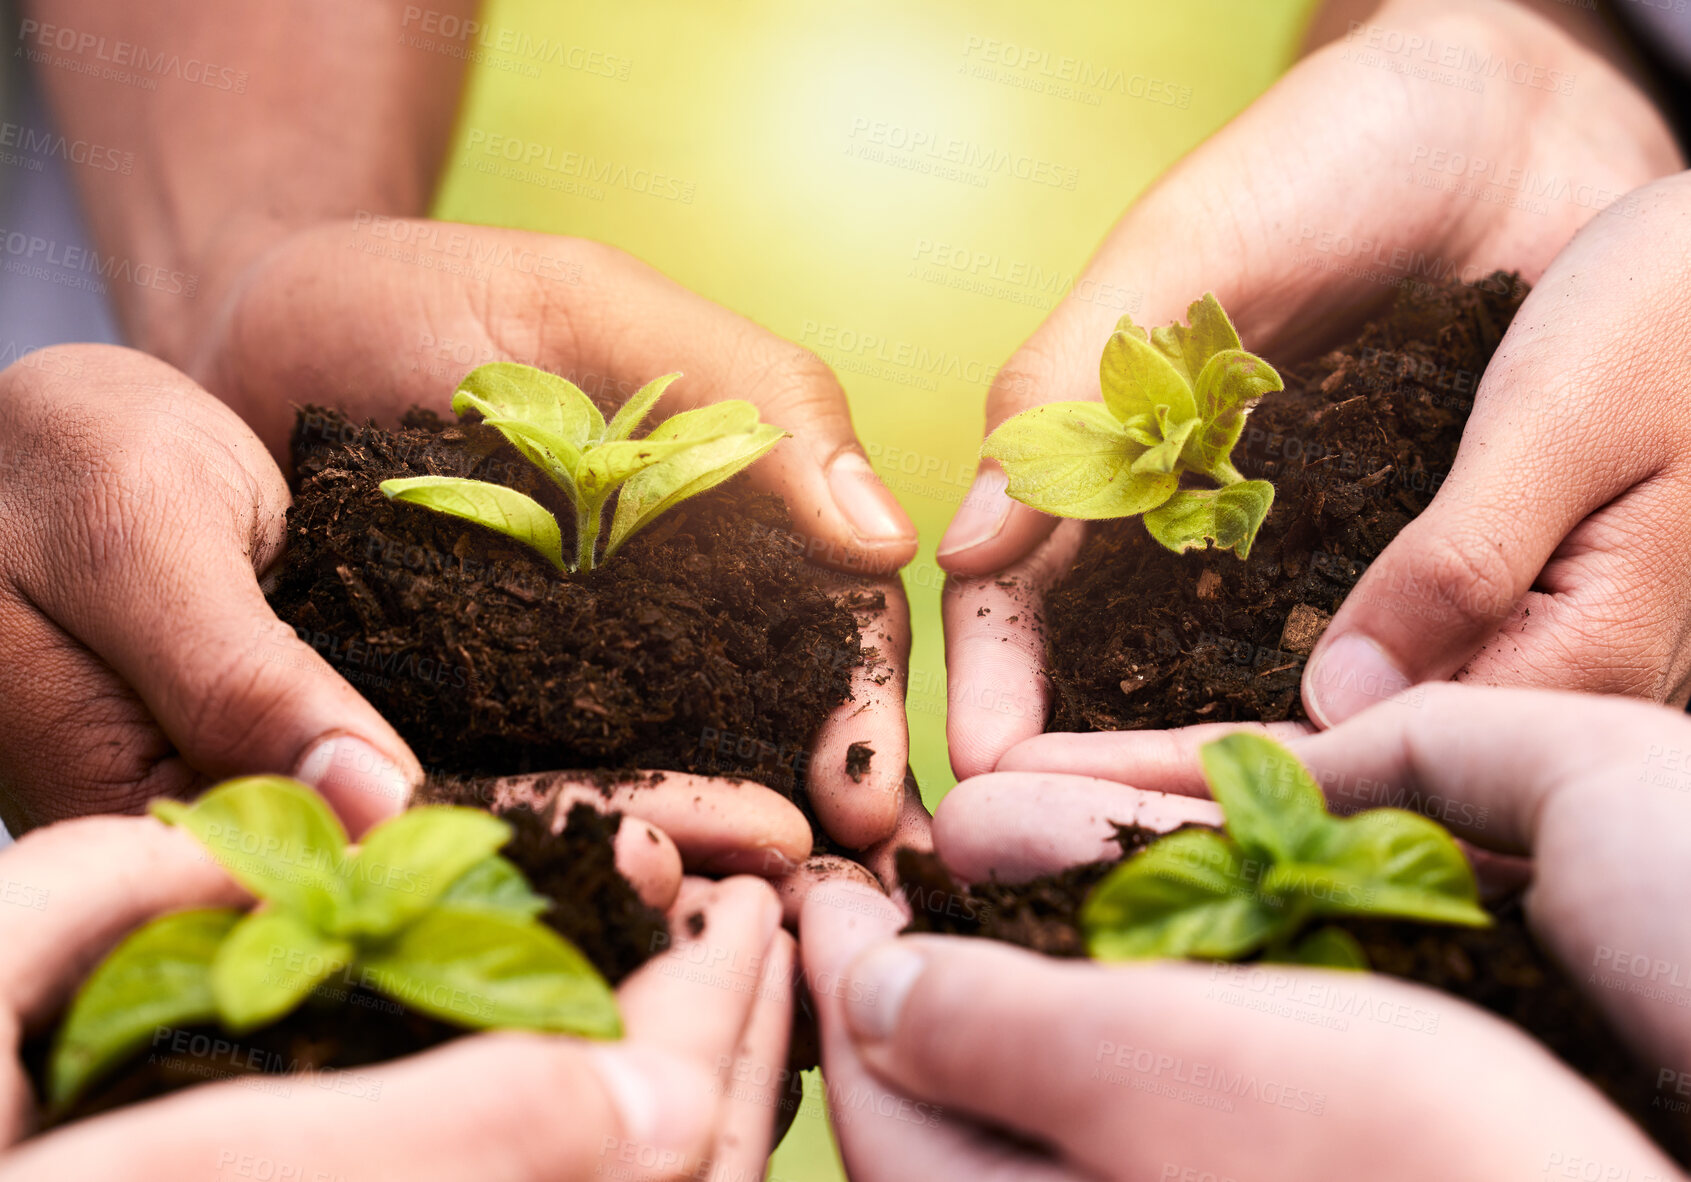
[[6, 0, 1691, 1176]]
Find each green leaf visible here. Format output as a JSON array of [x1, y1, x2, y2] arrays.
[[479, 417, 584, 495], [212, 910, 353, 1034], [1149, 293, 1244, 385], [49, 908, 240, 1108], [1185, 349, 1284, 480], [605, 372, 682, 442], [342, 807, 514, 937], [360, 909, 621, 1037], [1099, 327, 1197, 425], [437, 855, 551, 921], [983, 402, 1178, 520], [643, 399, 762, 443], [1129, 411, 1200, 477], [578, 437, 703, 497], [1271, 926, 1368, 970], [380, 476, 566, 572], [1199, 733, 1332, 865], [1142, 480, 1275, 560], [151, 777, 349, 929], [1278, 810, 1492, 927], [452, 363, 603, 449], [604, 424, 786, 559], [1081, 830, 1286, 961]]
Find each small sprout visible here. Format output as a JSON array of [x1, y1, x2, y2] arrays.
[[1080, 733, 1491, 969], [982, 294, 1282, 559], [49, 777, 617, 1110], [380, 364, 787, 572]]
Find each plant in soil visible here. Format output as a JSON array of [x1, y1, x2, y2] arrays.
[[48, 777, 619, 1114], [1079, 733, 1488, 969], [381, 363, 786, 572], [983, 293, 1281, 559]]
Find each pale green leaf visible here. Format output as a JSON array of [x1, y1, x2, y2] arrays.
[[360, 909, 621, 1037], [1081, 830, 1287, 960], [452, 363, 602, 448], [381, 476, 566, 571], [478, 417, 583, 495], [1148, 293, 1244, 385], [1130, 412, 1201, 477], [578, 437, 703, 497], [604, 424, 786, 559], [1142, 480, 1275, 560], [49, 908, 240, 1108], [642, 399, 762, 443], [151, 777, 349, 928], [1185, 349, 1284, 479], [342, 807, 513, 937], [1271, 926, 1368, 970], [1099, 327, 1197, 425], [605, 372, 683, 442], [437, 855, 551, 921], [1199, 733, 1333, 865], [983, 402, 1177, 519], [212, 910, 353, 1034]]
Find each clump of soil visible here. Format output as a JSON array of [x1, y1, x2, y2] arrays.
[[899, 843, 1690, 1164], [28, 801, 663, 1128], [1042, 274, 1527, 731], [267, 407, 870, 800]]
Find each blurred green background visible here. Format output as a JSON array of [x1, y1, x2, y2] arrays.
[[434, 2, 1310, 1176]]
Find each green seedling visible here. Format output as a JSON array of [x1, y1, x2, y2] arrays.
[[49, 777, 619, 1110], [381, 363, 787, 572], [1081, 733, 1491, 969], [982, 293, 1282, 559]]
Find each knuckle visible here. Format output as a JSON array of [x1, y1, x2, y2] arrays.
[[1382, 525, 1519, 636]]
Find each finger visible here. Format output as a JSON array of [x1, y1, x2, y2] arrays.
[[608, 818, 684, 913], [704, 929, 796, 1182], [617, 877, 783, 1066], [0, 346, 419, 833], [1455, 475, 1691, 705], [482, 772, 812, 877], [997, 720, 1315, 796], [942, 520, 1084, 780], [838, 937, 1679, 1182], [800, 883, 1080, 1182], [1, 1033, 721, 1182], [934, 773, 1221, 884], [807, 576, 910, 850], [1303, 179, 1691, 727], [773, 855, 880, 928], [859, 769, 934, 894]]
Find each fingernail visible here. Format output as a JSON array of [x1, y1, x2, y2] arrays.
[[294, 734, 415, 828], [937, 469, 1011, 559], [827, 452, 915, 545], [1304, 634, 1412, 728], [588, 1045, 713, 1159], [842, 941, 926, 1044]]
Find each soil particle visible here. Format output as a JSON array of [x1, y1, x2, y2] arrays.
[[845, 742, 875, 783]]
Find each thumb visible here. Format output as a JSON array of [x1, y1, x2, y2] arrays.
[[4, 346, 419, 832]]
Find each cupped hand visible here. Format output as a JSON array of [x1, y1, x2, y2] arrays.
[[192, 221, 916, 849], [808, 681, 1691, 1181], [0, 815, 794, 1182], [938, 0, 1683, 776], [0, 346, 854, 877]]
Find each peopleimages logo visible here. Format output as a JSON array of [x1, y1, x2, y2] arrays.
[[15, 19, 249, 92]]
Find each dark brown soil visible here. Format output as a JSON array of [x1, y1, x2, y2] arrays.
[[267, 406, 868, 801], [28, 802, 663, 1128], [899, 844, 1690, 1164], [1041, 274, 1527, 731]]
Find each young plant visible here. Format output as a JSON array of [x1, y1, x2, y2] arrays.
[[1081, 733, 1491, 969], [380, 363, 787, 572], [49, 777, 619, 1110], [982, 293, 1282, 559]]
